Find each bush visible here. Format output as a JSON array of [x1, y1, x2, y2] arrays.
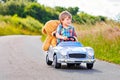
[[0, 15, 43, 35], [24, 3, 58, 23], [0, 1, 26, 17], [73, 12, 107, 25]]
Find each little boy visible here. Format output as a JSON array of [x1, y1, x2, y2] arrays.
[[56, 11, 77, 44]]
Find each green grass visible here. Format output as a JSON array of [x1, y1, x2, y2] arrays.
[[74, 22, 120, 64], [0, 15, 43, 35]]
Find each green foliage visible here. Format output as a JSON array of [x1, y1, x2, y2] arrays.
[[0, 1, 26, 17], [54, 6, 67, 13], [73, 15, 84, 24], [67, 7, 79, 15], [24, 3, 58, 23], [73, 12, 107, 24], [0, 25, 22, 35], [0, 15, 43, 35], [54, 6, 79, 15], [0, 1, 106, 24]]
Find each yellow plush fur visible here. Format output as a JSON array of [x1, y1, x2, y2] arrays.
[[42, 20, 60, 51]]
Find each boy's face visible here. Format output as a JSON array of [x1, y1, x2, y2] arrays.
[[61, 16, 72, 26]]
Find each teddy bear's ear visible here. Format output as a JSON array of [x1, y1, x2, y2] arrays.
[[42, 27, 47, 34]]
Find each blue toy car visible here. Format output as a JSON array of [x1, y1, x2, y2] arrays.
[[46, 37, 95, 69]]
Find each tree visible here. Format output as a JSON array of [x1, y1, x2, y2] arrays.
[[74, 12, 106, 24], [24, 3, 58, 23], [67, 7, 79, 15], [54, 6, 67, 13], [0, 1, 26, 17], [54, 6, 79, 15]]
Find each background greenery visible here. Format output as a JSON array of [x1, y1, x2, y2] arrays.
[[0, 15, 43, 35], [0, 0, 120, 64]]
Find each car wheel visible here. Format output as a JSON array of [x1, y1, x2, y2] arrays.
[[86, 63, 93, 69], [53, 55, 61, 69], [46, 54, 52, 65], [67, 63, 75, 68]]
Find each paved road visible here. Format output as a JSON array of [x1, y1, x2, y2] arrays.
[[0, 35, 120, 80]]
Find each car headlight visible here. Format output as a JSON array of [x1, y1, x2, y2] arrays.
[[88, 53, 94, 59], [86, 48, 94, 59], [60, 51, 68, 59], [61, 55, 68, 59]]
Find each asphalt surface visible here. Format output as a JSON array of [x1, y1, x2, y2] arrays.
[[0, 35, 120, 80]]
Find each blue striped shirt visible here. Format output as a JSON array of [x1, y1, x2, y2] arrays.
[[56, 24, 77, 44]]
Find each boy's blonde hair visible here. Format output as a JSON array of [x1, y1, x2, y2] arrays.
[[59, 11, 72, 22]]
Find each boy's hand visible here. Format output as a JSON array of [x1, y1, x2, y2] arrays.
[[63, 36, 68, 40], [52, 31, 56, 36], [69, 38, 75, 41]]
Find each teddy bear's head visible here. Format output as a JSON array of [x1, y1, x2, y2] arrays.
[[42, 20, 60, 35]]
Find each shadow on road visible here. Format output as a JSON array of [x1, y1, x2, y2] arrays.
[[50, 64, 102, 74]]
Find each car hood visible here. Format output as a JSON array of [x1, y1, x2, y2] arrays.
[[55, 46, 87, 55]]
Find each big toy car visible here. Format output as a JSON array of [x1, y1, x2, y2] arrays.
[[46, 37, 95, 69]]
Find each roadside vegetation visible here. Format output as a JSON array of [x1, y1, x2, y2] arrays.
[[74, 21, 120, 64], [0, 0, 120, 64], [0, 15, 43, 35]]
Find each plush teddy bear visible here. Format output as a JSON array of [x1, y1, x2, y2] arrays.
[[42, 20, 60, 51]]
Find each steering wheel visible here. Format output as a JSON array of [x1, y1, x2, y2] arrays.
[[65, 36, 76, 41]]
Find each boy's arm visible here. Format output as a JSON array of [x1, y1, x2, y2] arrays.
[[56, 24, 68, 40], [56, 33, 68, 40]]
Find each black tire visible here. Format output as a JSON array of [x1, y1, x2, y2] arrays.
[[86, 63, 93, 69], [53, 55, 61, 69], [46, 54, 52, 65], [67, 63, 75, 68]]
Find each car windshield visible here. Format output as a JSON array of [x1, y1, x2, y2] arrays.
[[58, 41, 83, 47]]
